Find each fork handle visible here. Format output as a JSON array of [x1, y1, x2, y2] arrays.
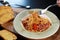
[[45, 4, 57, 10], [41, 4, 57, 14]]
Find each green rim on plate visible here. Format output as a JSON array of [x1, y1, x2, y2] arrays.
[[13, 9, 59, 39]]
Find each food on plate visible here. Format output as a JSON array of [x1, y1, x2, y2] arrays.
[[22, 11, 51, 32], [0, 6, 14, 24], [0, 30, 17, 40]]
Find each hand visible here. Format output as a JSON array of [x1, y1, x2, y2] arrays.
[[57, 0, 60, 7]]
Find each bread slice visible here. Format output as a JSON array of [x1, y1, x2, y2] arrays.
[[0, 6, 14, 24], [0, 30, 17, 40]]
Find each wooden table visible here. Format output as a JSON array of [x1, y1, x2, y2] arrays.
[[1, 8, 60, 40]]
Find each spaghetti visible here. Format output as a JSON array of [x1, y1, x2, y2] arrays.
[[22, 11, 51, 32]]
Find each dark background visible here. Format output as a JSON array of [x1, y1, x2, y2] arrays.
[[12, 0, 60, 19]]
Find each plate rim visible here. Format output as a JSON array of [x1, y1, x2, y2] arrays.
[[13, 9, 60, 39]]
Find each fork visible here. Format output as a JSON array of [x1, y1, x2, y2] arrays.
[[40, 4, 57, 15], [15, 4, 31, 9]]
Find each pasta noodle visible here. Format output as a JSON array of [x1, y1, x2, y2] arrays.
[[22, 10, 51, 32]]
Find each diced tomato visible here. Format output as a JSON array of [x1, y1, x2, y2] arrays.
[[33, 23, 38, 30]]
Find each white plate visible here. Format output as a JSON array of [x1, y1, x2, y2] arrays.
[[13, 9, 59, 39]]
